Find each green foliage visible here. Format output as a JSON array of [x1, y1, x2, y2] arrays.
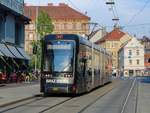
[[37, 10, 54, 37], [29, 40, 41, 70], [29, 10, 53, 70]]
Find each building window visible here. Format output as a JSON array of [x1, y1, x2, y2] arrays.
[[25, 33, 28, 40], [137, 59, 140, 65], [114, 42, 118, 48], [82, 23, 86, 30], [113, 52, 117, 57], [77, 23, 82, 30], [129, 50, 132, 56], [55, 23, 59, 30], [129, 60, 132, 65], [68, 23, 72, 30], [29, 24, 34, 30], [28, 33, 34, 40], [112, 42, 118, 48], [64, 23, 67, 29], [72, 23, 76, 30], [136, 50, 140, 55], [112, 42, 114, 48], [107, 43, 110, 48]]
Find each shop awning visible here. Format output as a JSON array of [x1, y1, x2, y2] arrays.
[[17, 47, 30, 60], [0, 43, 15, 58], [0, 51, 4, 56], [7, 45, 24, 59]]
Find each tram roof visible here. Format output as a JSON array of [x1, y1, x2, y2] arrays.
[[44, 34, 111, 56]]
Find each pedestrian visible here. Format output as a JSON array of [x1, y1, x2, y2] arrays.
[[25, 72, 30, 83], [2, 72, 7, 83]]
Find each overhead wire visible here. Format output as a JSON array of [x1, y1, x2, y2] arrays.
[[126, 0, 150, 26], [105, 0, 120, 27], [67, 0, 82, 12]]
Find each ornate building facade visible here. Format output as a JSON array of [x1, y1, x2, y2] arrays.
[[118, 37, 145, 77]]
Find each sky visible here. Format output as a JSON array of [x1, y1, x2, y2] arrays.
[[24, 0, 150, 38]]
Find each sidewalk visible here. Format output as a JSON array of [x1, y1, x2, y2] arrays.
[[0, 83, 41, 107], [137, 77, 150, 113]]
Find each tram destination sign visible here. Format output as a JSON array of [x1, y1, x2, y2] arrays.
[[47, 45, 72, 50]]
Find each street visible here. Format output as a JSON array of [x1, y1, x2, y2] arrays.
[[0, 0, 150, 113], [0, 77, 149, 113]]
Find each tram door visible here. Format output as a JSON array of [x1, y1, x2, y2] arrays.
[[85, 46, 92, 91], [78, 45, 92, 93]]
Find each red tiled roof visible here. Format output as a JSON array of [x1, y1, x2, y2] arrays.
[[95, 28, 125, 44], [24, 3, 90, 20]]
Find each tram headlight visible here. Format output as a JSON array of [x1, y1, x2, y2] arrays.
[[45, 74, 52, 78], [64, 74, 73, 78]]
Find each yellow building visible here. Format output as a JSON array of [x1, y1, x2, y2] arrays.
[[24, 3, 90, 54], [95, 28, 132, 76]]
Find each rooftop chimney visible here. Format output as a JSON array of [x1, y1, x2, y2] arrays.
[[59, 3, 67, 6], [48, 3, 53, 6]]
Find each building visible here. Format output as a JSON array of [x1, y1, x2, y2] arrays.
[[118, 37, 145, 77], [141, 36, 150, 75], [0, 0, 30, 73], [24, 3, 90, 54], [89, 27, 107, 43], [95, 28, 132, 76]]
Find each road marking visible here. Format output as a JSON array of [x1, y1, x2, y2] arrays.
[[121, 78, 136, 113]]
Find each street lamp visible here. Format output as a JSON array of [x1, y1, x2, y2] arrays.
[[106, 0, 115, 5]]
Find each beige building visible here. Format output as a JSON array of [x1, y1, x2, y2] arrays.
[[95, 28, 132, 75], [89, 27, 107, 43], [119, 37, 145, 77], [24, 3, 90, 54]]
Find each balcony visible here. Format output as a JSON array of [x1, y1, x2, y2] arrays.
[[0, 0, 23, 14]]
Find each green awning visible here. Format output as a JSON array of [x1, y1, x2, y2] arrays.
[[7, 45, 24, 59], [17, 47, 30, 60], [0, 43, 15, 58]]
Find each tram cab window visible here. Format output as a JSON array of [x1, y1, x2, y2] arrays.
[[43, 40, 75, 73]]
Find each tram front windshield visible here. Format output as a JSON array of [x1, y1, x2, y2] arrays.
[[44, 40, 75, 73]]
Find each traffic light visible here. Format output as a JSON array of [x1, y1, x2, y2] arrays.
[[33, 45, 37, 54]]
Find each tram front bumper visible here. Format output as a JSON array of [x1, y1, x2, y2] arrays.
[[44, 83, 75, 94]]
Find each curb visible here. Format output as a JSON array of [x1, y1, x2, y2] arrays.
[[0, 94, 42, 107], [0, 84, 5, 87]]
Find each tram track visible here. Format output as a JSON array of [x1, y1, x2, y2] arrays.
[[119, 77, 138, 113], [135, 78, 139, 113], [0, 96, 45, 112], [0, 95, 73, 113], [38, 97, 73, 113], [0, 80, 118, 113], [78, 78, 138, 113], [77, 84, 115, 113], [41, 81, 118, 113]]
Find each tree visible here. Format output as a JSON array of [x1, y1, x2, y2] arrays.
[[30, 10, 54, 70], [37, 10, 54, 37]]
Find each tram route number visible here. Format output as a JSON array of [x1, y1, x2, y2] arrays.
[[46, 79, 68, 83]]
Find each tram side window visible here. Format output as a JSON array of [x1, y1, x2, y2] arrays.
[[86, 46, 92, 75], [78, 44, 92, 76], [94, 50, 100, 75], [78, 44, 86, 76]]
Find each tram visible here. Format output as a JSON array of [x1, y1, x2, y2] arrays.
[[40, 34, 112, 94]]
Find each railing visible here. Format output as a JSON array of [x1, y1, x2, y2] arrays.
[[0, 0, 24, 14]]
